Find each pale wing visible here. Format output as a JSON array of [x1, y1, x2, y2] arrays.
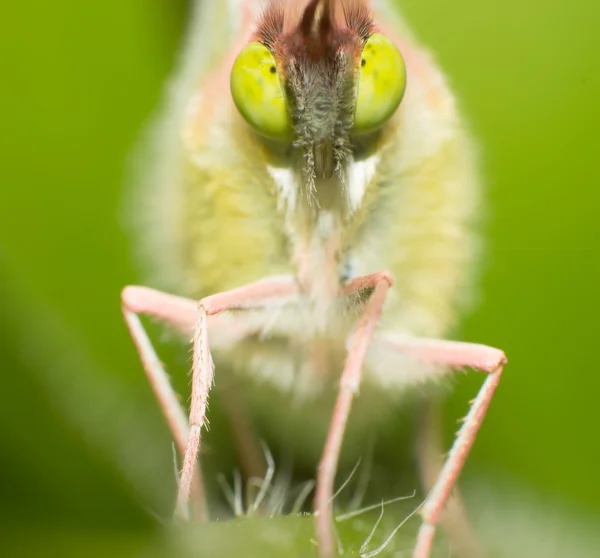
[[125, 1, 262, 291]]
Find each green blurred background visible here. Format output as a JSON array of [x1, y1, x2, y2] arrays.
[[1, 0, 599, 556]]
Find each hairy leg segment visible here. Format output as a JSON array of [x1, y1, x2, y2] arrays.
[[379, 335, 506, 558]]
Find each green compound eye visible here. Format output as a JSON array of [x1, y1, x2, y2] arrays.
[[354, 34, 407, 135], [230, 42, 292, 141]]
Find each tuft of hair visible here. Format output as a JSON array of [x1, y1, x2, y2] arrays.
[[341, 0, 374, 42], [257, 2, 285, 50]]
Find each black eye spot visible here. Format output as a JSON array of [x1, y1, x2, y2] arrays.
[[270, 65, 276, 74], [361, 59, 366, 67]]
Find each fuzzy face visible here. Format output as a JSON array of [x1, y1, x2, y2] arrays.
[[256, 1, 372, 180]]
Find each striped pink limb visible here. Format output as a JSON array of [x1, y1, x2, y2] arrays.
[[314, 271, 395, 558]]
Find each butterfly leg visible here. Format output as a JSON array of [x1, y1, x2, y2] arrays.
[[314, 271, 394, 558], [417, 400, 488, 558], [122, 286, 206, 519], [378, 334, 506, 558], [173, 276, 301, 520]]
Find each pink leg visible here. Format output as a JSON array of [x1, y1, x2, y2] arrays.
[[417, 400, 488, 558], [174, 276, 301, 519], [121, 286, 207, 520], [314, 271, 394, 558], [121, 287, 207, 520], [379, 334, 506, 558]]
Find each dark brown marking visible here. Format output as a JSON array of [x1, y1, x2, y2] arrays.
[[299, 0, 335, 61]]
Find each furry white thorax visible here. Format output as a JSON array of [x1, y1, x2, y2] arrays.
[[264, 154, 380, 334]]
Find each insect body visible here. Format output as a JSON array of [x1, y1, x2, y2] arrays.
[[122, 1, 507, 557]]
